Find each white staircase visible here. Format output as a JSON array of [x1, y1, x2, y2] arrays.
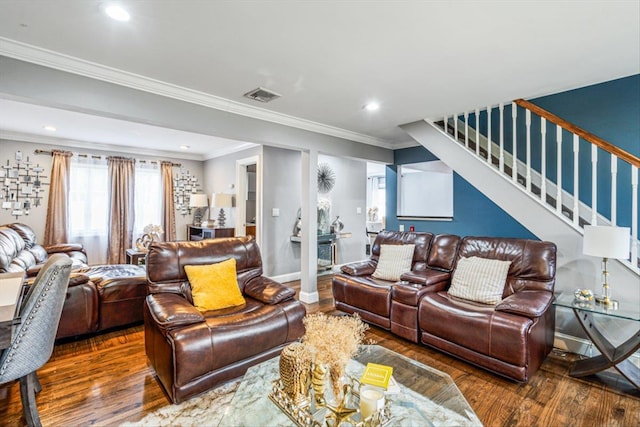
[[400, 101, 639, 307]]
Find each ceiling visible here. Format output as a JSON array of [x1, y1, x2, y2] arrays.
[[0, 1, 638, 159]]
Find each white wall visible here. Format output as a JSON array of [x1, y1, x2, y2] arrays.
[[318, 154, 368, 265], [0, 139, 204, 247], [203, 146, 262, 228]]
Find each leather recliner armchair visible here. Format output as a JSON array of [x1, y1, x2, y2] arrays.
[[144, 236, 306, 404]]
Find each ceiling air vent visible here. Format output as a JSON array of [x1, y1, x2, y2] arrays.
[[243, 87, 282, 103]]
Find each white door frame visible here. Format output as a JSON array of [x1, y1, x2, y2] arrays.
[[235, 155, 262, 249]]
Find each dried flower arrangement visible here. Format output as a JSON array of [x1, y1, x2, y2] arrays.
[[301, 313, 369, 398]]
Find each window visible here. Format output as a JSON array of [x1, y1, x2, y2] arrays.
[[133, 163, 162, 238], [69, 157, 109, 237], [69, 156, 109, 263], [69, 156, 163, 264], [397, 160, 453, 219]]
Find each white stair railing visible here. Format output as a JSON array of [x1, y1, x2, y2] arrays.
[[435, 99, 640, 274]]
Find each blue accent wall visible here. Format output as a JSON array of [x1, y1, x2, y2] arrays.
[[532, 75, 639, 158], [385, 146, 538, 239]]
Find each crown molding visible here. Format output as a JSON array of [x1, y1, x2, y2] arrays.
[[0, 38, 394, 149], [0, 130, 207, 161]]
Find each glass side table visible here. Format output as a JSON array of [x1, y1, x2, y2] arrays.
[[554, 293, 640, 390]]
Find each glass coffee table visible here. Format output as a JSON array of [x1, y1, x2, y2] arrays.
[[554, 293, 640, 390], [217, 345, 481, 426]]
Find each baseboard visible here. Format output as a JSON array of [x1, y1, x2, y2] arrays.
[[269, 272, 301, 284], [554, 332, 640, 369], [299, 291, 319, 304]]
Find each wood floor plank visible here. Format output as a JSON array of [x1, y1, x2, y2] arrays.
[[0, 274, 638, 426]]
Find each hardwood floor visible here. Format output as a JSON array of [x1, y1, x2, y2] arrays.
[[1, 274, 638, 426]]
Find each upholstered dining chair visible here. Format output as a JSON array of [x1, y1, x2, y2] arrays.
[[0, 254, 72, 427]]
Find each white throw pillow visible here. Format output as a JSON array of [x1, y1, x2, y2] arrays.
[[372, 244, 416, 281], [448, 256, 511, 305]]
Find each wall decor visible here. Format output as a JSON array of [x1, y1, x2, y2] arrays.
[[317, 163, 336, 194], [173, 167, 201, 217], [1, 151, 48, 219]]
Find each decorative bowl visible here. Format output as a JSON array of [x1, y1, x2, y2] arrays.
[[574, 289, 594, 302]]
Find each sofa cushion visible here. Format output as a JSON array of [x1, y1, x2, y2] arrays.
[[372, 244, 415, 281], [185, 258, 246, 311], [449, 256, 511, 305]]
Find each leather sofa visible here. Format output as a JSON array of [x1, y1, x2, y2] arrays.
[[144, 236, 306, 404], [0, 223, 147, 339], [332, 230, 556, 382]]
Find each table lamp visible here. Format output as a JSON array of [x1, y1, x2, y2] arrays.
[[583, 225, 630, 306], [211, 193, 233, 228], [189, 193, 209, 226]]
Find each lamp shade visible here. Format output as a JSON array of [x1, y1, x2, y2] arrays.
[[211, 193, 233, 208], [583, 225, 630, 259], [189, 193, 209, 208]]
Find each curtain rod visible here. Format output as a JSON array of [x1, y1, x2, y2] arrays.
[[34, 149, 181, 167]]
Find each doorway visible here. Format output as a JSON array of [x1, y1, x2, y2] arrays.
[[235, 156, 261, 247], [366, 162, 386, 254]]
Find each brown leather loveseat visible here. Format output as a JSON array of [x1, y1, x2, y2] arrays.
[[144, 236, 306, 403], [0, 223, 147, 339], [333, 230, 556, 383]]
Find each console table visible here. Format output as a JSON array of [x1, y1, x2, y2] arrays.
[[290, 232, 352, 271], [554, 293, 640, 390], [187, 225, 235, 241]]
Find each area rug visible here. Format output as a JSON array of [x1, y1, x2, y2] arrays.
[[120, 380, 240, 427]]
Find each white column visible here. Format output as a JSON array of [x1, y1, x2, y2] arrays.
[[556, 126, 563, 215], [611, 155, 618, 226], [631, 166, 638, 264], [300, 150, 319, 304], [573, 135, 580, 227], [525, 109, 532, 192], [540, 118, 547, 203], [512, 102, 518, 183], [454, 113, 459, 143], [487, 106, 492, 165], [591, 144, 598, 225], [475, 108, 480, 156], [499, 103, 505, 173], [464, 112, 469, 148]]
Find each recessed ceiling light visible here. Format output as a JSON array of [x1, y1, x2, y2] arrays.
[[104, 4, 130, 22], [364, 102, 380, 111], [43, 125, 57, 132], [180, 145, 190, 150]]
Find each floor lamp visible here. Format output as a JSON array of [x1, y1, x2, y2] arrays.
[[211, 193, 233, 228], [583, 225, 630, 306]]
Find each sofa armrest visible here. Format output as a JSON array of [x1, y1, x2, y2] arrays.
[[244, 276, 296, 304], [400, 270, 450, 289], [68, 273, 91, 287], [495, 290, 553, 318], [341, 260, 376, 276], [45, 243, 85, 254], [146, 293, 205, 329]]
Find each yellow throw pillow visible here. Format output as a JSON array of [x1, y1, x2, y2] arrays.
[[184, 258, 246, 311]]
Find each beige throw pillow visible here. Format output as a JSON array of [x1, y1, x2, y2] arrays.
[[448, 256, 511, 305], [372, 244, 416, 281]]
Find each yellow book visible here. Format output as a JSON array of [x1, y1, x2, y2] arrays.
[[360, 363, 393, 389]]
